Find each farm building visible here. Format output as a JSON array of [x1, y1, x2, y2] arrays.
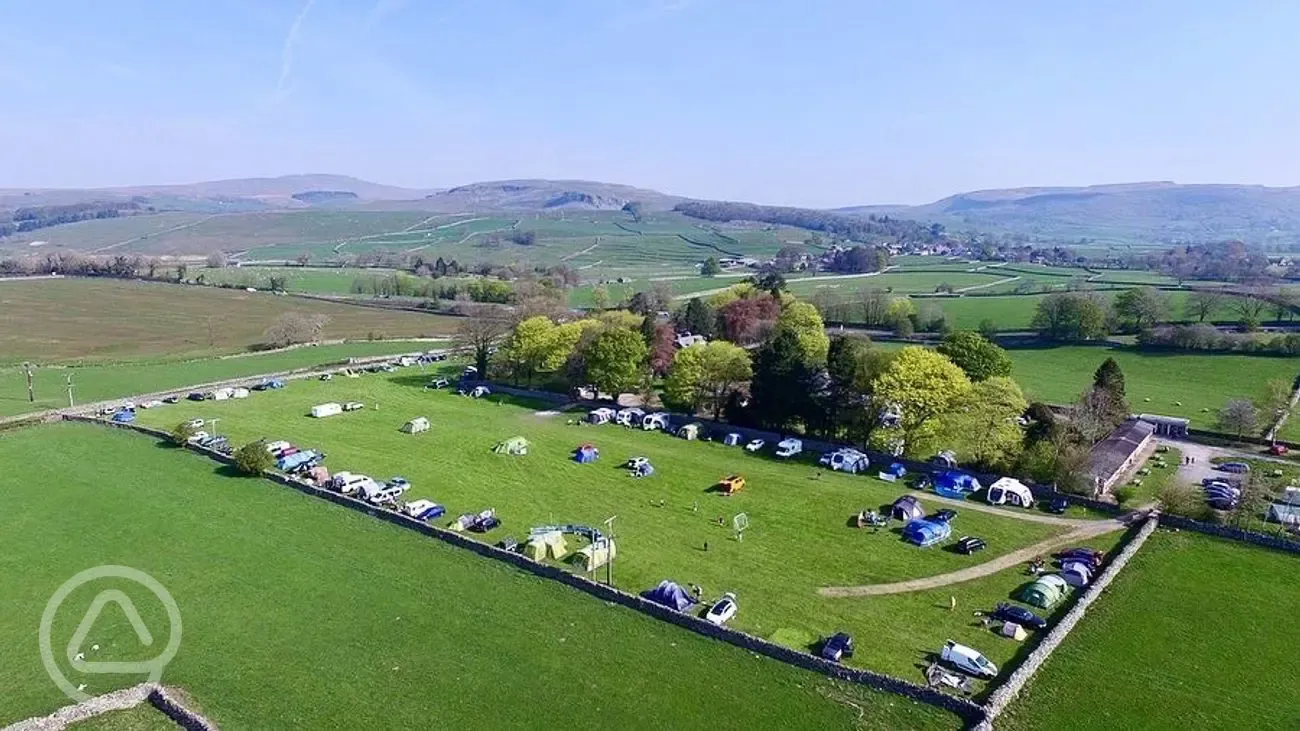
[[1137, 413, 1189, 438], [902, 519, 952, 547], [311, 403, 343, 418], [400, 417, 430, 434], [891, 495, 925, 522], [1020, 574, 1070, 609], [1087, 418, 1156, 496], [493, 436, 529, 455]]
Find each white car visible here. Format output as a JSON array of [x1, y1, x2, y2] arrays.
[[319, 373, 333, 381], [187, 431, 210, 444], [745, 439, 765, 452], [265, 440, 291, 454], [184, 418, 205, 430], [941, 640, 998, 678], [139, 400, 164, 409], [343, 402, 365, 412], [705, 593, 738, 626]]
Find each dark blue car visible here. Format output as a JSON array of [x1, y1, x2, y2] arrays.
[[993, 603, 1047, 630], [820, 632, 855, 662]]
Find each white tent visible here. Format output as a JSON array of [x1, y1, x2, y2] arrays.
[[615, 408, 645, 426], [588, 407, 616, 424], [986, 477, 1035, 508], [311, 402, 343, 418], [722, 433, 742, 446], [401, 417, 430, 434], [642, 413, 670, 431], [231, 387, 251, 399]]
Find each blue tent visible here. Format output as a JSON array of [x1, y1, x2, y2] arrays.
[[885, 462, 907, 478], [110, 410, 135, 423], [642, 580, 697, 612], [934, 470, 981, 499], [267, 379, 286, 389], [902, 519, 952, 547], [574, 444, 600, 464]]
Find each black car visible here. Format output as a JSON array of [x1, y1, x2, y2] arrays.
[[929, 509, 958, 523], [992, 603, 1047, 630], [913, 475, 933, 491], [955, 536, 986, 554], [820, 632, 855, 662], [469, 516, 501, 533], [1207, 497, 1238, 511], [1047, 497, 1069, 514], [162, 395, 180, 405], [187, 392, 206, 402]]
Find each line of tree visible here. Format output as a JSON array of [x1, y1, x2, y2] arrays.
[[674, 201, 949, 246], [1137, 324, 1300, 356], [0, 200, 144, 237]]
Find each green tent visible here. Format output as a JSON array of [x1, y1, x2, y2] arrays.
[[493, 436, 530, 455], [1019, 575, 1069, 609]]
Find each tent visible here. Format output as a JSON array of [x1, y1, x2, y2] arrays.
[[304, 466, 330, 485], [1267, 502, 1300, 526], [524, 531, 569, 561], [885, 462, 907, 478], [935, 471, 981, 499], [722, 433, 742, 446], [574, 443, 600, 463], [110, 410, 135, 423], [634, 462, 655, 478], [493, 436, 530, 455], [400, 417, 430, 434], [891, 495, 925, 522], [902, 519, 952, 547], [822, 448, 869, 474], [677, 423, 701, 440], [576, 539, 617, 571], [642, 580, 697, 612], [641, 413, 670, 431], [933, 450, 958, 469], [1060, 565, 1092, 588], [1000, 622, 1028, 642], [588, 407, 616, 425], [1020, 575, 1070, 609], [986, 477, 1035, 508], [615, 408, 645, 426]]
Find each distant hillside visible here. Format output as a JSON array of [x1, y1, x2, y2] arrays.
[[364, 179, 685, 214], [0, 175, 430, 211], [291, 190, 361, 205], [841, 182, 1300, 248]]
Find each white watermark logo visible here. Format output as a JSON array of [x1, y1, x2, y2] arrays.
[[39, 566, 182, 701]]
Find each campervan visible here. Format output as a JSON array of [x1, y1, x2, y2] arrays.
[[774, 438, 803, 459]]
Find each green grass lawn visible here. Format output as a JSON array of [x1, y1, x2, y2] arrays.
[[70, 706, 178, 730], [132, 373, 1083, 695], [1005, 346, 1299, 428], [0, 278, 456, 363], [999, 531, 1300, 730], [0, 342, 440, 418], [0, 423, 956, 730], [1115, 447, 1181, 507]]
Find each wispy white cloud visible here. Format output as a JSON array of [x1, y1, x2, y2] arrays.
[[277, 0, 317, 94]]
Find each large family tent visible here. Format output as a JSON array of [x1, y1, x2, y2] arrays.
[[615, 407, 645, 426], [110, 410, 135, 423], [986, 477, 1035, 507], [400, 417, 430, 434], [574, 443, 600, 463], [891, 495, 925, 522], [822, 448, 869, 474], [493, 436, 530, 455], [677, 423, 702, 441], [902, 519, 952, 547], [722, 433, 743, 447], [641, 413, 670, 431], [642, 580, 697, 612], [576, 539, 617, 571], [935, 471, 982, 499], [587, 407, 616, 425], [1020, 574, 1070, 609], [524, 531, 569, 561]]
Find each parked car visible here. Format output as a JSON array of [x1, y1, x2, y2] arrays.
[[955, 536, 986, 554], [992, 603, 1047, 631], [941, 640, 998, 678], [819, 632, 855, 663], [1055, 547, 1104, 564], [319, 373, 333, 381], [1269, 444, 1289, 456], [343, 402, 365, 412], [468, 515, 501, 533], [744, 439, 765, 452], [929, 509, 958, 523], [1047, 497, 1070, 514], [913, 474, 933, 491], [162, 395, 180, 404], [402, 500, 446, 522], [1207, 496, 1239, 511], [1218, 461, 1251, 474], [704, 592, 738, 626], [187, 392, 206, 402]]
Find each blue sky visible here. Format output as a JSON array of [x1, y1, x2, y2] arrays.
[[2, 1, 1298, 206]]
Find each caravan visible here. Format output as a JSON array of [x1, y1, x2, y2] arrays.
[[311, 402, 343, 418], [774, 438, 803, 459]]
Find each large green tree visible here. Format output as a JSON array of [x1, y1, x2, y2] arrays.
[[748, 329, 821, 430], [662, 341, 752, 418], [582, 327, 649, 395], [869, 346, 971, 457], [1031, 292, 1110, 340], [941, 376, 1028, 472], [936, 331, 1012, 381], [1113, 287, 1170, 330], [774, 300, 830, 363], [498, 316, 594, 385], [679, 297, 715, 338]]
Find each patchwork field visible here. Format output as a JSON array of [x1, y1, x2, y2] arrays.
[[0, 278, 455, 363], [999, 531, 1300, 730], [0, 342, 439, 418], [1004, 346, 1299, 427], [0, 423, 956, 729], [132, 371, 1124, 697]]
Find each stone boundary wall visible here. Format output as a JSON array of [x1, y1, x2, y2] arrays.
[[1158, 513, 1300, 554], [72, 417, 986, 724], [2, 684, 214, 731], [975, 516, 1160, 729]]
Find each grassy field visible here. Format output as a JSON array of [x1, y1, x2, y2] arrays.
[[0, 278, 455, 362], [70, 706, 178, 730], [1000, 531, 1299, 730], [131, 371, 1113, 696], [0, 342, 440, 418], [0, 423, 957, 730], [1005, 346, 1299, 427], [786, 272, 1011, 298], [168, 266, 402, 295]]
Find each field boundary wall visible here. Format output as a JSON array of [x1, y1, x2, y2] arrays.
[[2, 684, 214, 731]]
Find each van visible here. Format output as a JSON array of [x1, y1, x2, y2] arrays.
[[1219, 462, 1250, 474], [332, 473, 376, 495]]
